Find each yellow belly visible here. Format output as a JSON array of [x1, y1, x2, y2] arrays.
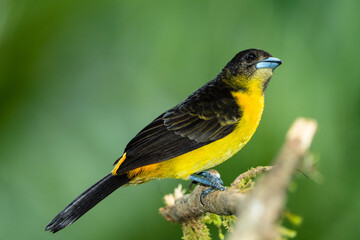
[[128, 91, 264, 184]]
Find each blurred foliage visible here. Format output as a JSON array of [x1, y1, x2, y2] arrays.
[[0, 0, 359, 239]]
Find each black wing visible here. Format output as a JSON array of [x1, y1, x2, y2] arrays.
[[115, 79, 242, 174]]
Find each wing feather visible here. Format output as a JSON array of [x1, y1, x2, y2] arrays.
[[114, 80, 242, 174]]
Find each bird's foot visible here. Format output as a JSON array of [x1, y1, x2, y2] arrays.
[[188, 170, 226, 204]]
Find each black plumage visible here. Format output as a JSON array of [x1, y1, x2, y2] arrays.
[[45, 174, 130, 233], [114, 79, 242, 174]]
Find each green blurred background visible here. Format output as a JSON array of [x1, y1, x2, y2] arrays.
[[0, 0, 359, 239]]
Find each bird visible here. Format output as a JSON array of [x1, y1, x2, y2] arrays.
[[45, 48, 282, 233]]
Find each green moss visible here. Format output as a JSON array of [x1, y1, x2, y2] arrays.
[[182, 217, 211, 240], [221, 215, 237, 232], [279, 226, 297, 239], [278, 210, 303, 240], [180, 168, 303, 240], [182, 214, 237, 240]]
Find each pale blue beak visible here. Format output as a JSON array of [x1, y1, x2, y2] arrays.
[[256, 57, 282, 70]]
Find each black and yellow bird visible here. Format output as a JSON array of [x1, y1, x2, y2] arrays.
[[45, 49, 282, 233]]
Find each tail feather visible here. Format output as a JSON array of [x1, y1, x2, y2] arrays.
[[45, 174, 129, 233]]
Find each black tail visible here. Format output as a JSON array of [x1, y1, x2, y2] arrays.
[[45, 174, 129, 233]]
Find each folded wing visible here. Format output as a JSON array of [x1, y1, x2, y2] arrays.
[[114, 80, 242, 174]]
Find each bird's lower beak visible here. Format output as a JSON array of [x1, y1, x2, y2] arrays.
[[256, 57, 282, 70]]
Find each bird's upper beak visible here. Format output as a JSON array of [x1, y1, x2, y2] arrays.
[[256, 57, 282, 70]]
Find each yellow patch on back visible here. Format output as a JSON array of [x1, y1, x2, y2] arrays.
[[112, 153, 127, 175], [128, 81, 265, 185]]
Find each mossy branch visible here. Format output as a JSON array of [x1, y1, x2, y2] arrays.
[[159, 118, 317, 240], [159, 167, 271, 223]]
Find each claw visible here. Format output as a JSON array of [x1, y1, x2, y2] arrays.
[[188, 181, 199, 192], [188, 170, 226, 204], [200, 188, 214, 205]]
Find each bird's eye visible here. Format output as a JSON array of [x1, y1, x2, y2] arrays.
[[245, 53, 256, 63]]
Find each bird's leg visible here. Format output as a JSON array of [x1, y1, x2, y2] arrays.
[[188, 171, 226, 204]]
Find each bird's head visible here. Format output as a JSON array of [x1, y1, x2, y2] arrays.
[[221, 49, 282, 94]]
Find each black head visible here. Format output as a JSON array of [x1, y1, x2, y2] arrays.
[[220, 49, 282, 92], [225, 49, 272, 76]]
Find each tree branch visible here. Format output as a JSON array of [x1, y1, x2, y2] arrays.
[[228, 118, 317, 240], [159, 118, 317, 240], [160, 181, 244, 222]]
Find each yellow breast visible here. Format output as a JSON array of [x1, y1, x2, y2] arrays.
[[128, 90, 264, 184]]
